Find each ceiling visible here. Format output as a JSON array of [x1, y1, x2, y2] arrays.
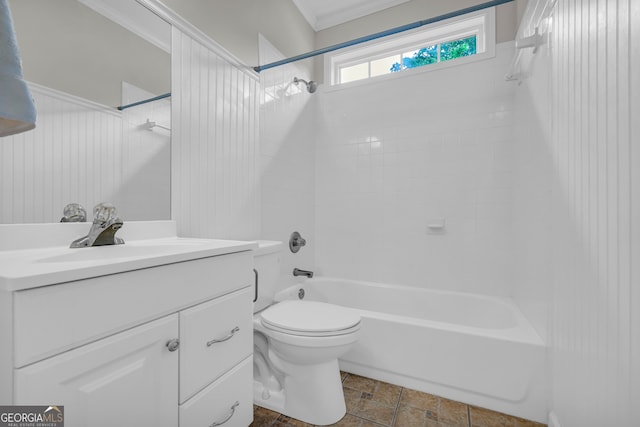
[[292, 0, 412, 31]]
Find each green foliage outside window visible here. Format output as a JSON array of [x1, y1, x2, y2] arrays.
[[390, 35, 477, 72], [440, 36, 477, 61]]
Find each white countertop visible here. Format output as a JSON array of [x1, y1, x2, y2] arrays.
[[0, 221, 258, 291]]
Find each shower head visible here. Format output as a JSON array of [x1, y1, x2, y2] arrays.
[[293, 77, 317, 94]]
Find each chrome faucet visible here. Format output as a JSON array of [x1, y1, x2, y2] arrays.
[[70, 203, 124, 248], [293, 268, 314, 278]]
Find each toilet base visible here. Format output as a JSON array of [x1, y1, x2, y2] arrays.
[[253, 380, 286, 413], [253, 358, 347, 425]]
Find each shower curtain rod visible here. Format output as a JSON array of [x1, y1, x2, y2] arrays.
[[117, 92, 171, 111], [253, 0, 514, 73]]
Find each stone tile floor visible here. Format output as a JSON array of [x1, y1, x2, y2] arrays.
[[251, 372, 546, 427]]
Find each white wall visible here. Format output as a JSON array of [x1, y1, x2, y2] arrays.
[[258, 35, 316, 290], [513, 0, 640, 425], [548, 0, 639, 425], [315, 43, 517, 296], [171, 27, 260, 240]]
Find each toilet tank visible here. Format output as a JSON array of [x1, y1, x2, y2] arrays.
[[253, 240, 283, 313]]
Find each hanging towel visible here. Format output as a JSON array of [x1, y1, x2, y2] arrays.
[[0, 0, 36, 137]]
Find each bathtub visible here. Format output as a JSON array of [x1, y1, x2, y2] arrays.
[[277, 277, 547, 423]]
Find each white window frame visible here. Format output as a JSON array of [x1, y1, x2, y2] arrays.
[[325, 7, 496, 88]]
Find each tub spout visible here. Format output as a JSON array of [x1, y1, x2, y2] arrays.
[[293, 268, 313, 278]]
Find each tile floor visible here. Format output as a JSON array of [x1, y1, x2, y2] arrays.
[[251, 372, 547, 427]]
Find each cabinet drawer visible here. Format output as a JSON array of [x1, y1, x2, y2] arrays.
[[179, 356, 252, 427], [179, 287, 253, 403], [14, 251, 253, 367]]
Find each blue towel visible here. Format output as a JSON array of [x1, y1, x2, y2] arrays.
[[0, 0, 36, 137]]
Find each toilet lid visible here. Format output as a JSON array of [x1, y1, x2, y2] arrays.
[[261, 300, 360, 335]]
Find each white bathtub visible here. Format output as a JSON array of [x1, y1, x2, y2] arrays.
[[277, 277, 547, 423]]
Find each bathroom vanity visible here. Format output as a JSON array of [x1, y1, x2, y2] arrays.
[[0, 221, 256, 427]]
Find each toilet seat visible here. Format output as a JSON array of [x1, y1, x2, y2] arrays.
[[261, 300, 361, 337]]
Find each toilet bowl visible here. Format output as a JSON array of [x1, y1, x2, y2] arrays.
[[252, 241, 361, 425]]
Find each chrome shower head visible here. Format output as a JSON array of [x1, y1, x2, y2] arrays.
[[293, 77, 317, 94]]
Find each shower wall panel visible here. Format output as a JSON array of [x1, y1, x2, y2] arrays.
[[315, 42, 517, 296]]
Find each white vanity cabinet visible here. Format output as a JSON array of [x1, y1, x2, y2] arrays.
[[1, 241, 256, 427]]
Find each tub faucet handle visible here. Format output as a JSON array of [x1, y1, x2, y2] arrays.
[[289, 231, 307, 253]]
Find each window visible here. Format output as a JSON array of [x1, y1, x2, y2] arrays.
[[326, 8, 495, 86]]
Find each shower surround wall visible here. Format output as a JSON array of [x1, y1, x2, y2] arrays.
[[258, 35, 316, 290], [315, 42, 517, 296]]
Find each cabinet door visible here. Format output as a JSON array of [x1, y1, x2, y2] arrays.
[[14, 315, 179, 427]]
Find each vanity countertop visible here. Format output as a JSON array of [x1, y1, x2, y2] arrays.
[[0, 221, 257, 291]]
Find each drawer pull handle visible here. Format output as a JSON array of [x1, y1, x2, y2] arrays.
[[206, 327, 240, 347], [209, 401, 239, 427]]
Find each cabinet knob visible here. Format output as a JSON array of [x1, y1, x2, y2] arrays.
[[166, 338, 180, 352]]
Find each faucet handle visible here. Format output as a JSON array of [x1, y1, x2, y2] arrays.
[[93, 202, 118, 222], [289, 231, 307, 253], [60, 203, 86, 222]]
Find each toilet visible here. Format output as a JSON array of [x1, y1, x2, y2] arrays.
[[252, 241, 361, 425]]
